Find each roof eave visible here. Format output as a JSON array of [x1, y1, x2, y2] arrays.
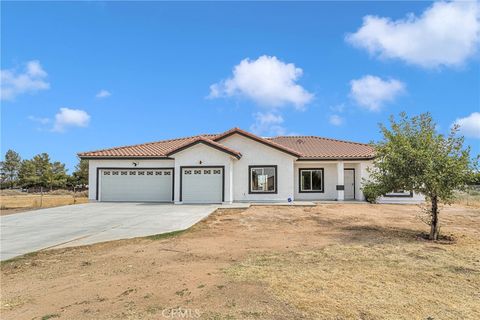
[[166, 140, 242, 159], [296, 156, 375, 161], [77, 155, 174, 160], [214, 129, 302, 158]]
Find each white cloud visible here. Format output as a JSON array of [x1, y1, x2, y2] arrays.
[[350, 75, 405, 111], [329, 114, 344, 126], [209, 55, 313, 109], [250, 112, 287, 136], [28, 115, 51, 125], [96, 89, 111, 98], [1, 60, 50, 100], [346, 1, 480, 68], [453, 112, 480, 138], [52, 108, 91, 132]]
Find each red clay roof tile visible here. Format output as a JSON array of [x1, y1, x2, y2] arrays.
[[268, 136, 375, 159], [78, 129, 375, 160]]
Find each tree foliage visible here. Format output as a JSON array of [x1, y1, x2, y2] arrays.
[[72, 159, 89, 187], [3, 151, 84, 191], [0, 149, 22, 188], [363, 112, 477, 240]]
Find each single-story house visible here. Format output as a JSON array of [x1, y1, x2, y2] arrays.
[[78, 127, 423, 204]]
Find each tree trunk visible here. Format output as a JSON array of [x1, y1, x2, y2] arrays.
[[429, 195, 439, 240]]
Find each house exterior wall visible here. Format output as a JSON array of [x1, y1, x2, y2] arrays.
[[294, 162, 338, 200], [86, 140, 422, 204], [87, 159, 175, 201], [293, 161, 371, 201], [346, 161, 371, 201], [219, 134, 296, 202], [170, 143, 235, 203], [377, 192, 425, 203], [360, 162, 424, 203]]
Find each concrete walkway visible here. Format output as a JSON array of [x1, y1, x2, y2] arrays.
[[0, 203, 220, 261]]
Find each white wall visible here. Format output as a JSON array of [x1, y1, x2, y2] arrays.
[[219, 134, 296, 202], [294, 161, 372, 201], [170, 143, 235, 203], [87, 159, 175, 201], [294, 163, 338, 200], [377, 192, 425, 204], [359, 161, 424, 203]]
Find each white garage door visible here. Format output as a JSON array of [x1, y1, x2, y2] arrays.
[[181, 167, 223, 203], [99, 169, 173, 202]]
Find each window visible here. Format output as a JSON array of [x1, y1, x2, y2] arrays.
[[385, 190, 413, 198], [204, 169, 211, 174], [299, 169, 324, 193], [249, 166, 277, 193], [129, 171, 136, 175], [121, 171, 128, 175], [194, 170, 201, 175], [164, 171, 171, 175], [213, 169, 221, 174]]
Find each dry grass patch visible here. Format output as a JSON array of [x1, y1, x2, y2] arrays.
[[0, 195, 88, 215], [454, 188, 480, 208], [1, 204, 479, 319], [226, 241, 480, 319]]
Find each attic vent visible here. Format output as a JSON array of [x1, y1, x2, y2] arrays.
[[297, 139, 305, 144]]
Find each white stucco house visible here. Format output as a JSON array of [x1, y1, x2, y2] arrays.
[[78, 127, 421, 204]]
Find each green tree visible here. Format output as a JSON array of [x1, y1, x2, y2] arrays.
[[18, 160, 39, 188], [72, 159, 88, 187], [363, 112, 476, 240], [49, 161, 68, 189], [0, 149, 22, 189], [31, 153, 53, 189]]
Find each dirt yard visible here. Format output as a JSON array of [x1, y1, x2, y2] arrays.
[[1, 204, 479, 320]]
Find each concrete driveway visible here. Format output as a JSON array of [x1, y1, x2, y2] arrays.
[[0, 203, 219, 261]]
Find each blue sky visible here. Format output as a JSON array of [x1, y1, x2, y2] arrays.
[[2, 1, 479, 171]]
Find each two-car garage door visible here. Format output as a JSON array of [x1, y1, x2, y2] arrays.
[[98, 167, 224, 203], [99, 169, 173, 202]]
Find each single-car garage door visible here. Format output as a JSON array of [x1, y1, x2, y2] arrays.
[[99, 168, 173, 202], [181, 167, 223, 203]]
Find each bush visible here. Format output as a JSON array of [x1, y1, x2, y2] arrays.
[[361, 182, 391, 203], [362, 184, 379, 203]]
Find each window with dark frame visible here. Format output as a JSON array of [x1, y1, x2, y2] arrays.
[[385, 190, 413, 197], [250, 166, 276, 193], [300, 169, 324, 192]]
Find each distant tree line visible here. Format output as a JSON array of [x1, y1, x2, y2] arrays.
[[0, 149, 88, 190]]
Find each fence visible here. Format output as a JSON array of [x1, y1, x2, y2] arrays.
[[1, 190, 89, 211]]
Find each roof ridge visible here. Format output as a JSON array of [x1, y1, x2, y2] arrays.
[[166, 135, 242, 158], [214, 127, 303, 157], [269, 135, 372, 147], [78, 133, 218, 156]]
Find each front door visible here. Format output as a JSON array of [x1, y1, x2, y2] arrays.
[[344, 169, 355, 200]]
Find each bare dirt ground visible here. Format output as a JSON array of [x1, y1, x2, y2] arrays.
[[1, 203, 479, 320]]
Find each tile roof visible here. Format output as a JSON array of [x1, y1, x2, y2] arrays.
[[213, 127, 302, 157], [268, 136, 375, 159], [77, 134, 217, 158], [166, 136, 242, 159], [78, 128, 375, 160]]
